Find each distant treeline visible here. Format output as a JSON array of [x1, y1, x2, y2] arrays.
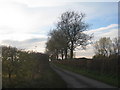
[[52, 56, 118, 75]]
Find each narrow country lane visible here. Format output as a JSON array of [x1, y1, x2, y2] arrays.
[[50, 64, 117, 88]]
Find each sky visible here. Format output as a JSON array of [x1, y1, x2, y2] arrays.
[[0, 0, 118, 58]]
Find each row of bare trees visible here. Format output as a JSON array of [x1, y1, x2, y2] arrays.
[[93, 37, 120, 58], [46, 11, 93, 60]]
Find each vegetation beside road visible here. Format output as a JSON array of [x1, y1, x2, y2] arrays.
[[2, 46, 67, 88], [51, 57, 119, 87]]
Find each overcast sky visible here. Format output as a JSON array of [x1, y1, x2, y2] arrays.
[[0, 0, 118, 58]]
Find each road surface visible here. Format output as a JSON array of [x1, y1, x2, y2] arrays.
[[50, 64, 117, 88]]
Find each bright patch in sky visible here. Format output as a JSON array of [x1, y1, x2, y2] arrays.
[[0, 0, 118, 58]]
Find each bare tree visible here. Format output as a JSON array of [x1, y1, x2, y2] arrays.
[[57, 11, 93, 59], [94, 37, 117, 57], [46, 29, 68, 60], [112, 37, 120, 55]]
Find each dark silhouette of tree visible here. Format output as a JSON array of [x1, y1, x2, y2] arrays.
[[46, 29, 69, 60], [46, 11, 93, 59]]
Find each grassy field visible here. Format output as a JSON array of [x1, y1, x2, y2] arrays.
[[51, 61, 119, 87]]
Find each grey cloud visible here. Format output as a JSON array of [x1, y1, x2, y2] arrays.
[[1, 37, 47, 51], [22, 38, 47, 43]]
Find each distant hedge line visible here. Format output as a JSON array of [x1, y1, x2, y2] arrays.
[[52, 55, 119, 77]]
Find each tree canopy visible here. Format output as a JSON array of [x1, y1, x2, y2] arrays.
[[93, 37, 119, 58], [46, 11, 93, 60]]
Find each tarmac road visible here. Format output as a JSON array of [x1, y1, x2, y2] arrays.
[[50, 64, 117, 88]]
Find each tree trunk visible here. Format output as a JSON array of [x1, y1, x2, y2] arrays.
[[70, 41, 74, 59], [56, 49, 59, 60], [65, 48, 68, 59], [8, 72, 11, 82], [56, 53, 58, 60], [61, 51, 64, 60]]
